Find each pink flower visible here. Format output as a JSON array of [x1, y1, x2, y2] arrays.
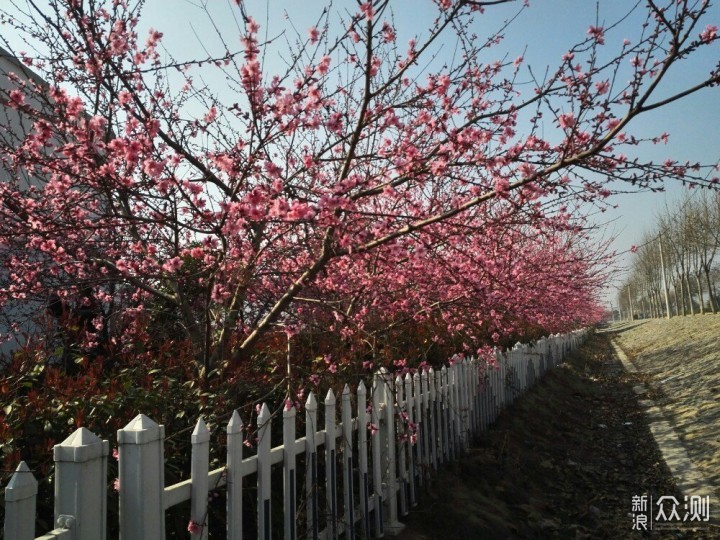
[[113, 478, 120, 492], [317, 55, 331, 76], [112, 448, 119, 461], [142, 158, 165, 178], [700, 25, 717, 44], [494, 176, 510, 194], [382, 22, 396, 43], [203, 107, 217, 123], [630, 245, 638, 254], [558, 113, 575, 130], [308, 26, 320, 44], [118, 91, 132, 106], [594, 80, 610, 95], [187, 520, 202, 535], [246, 17, 260, 34], [146, 28, 163, 49], [8, 89, 25, 107], [587, 26, 605, 45], [162, 257, 184, 273], [517, 163, 536, 179], [359, 2, 374, 20]]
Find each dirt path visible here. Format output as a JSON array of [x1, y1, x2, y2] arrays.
[[397, 331, 719, 539]]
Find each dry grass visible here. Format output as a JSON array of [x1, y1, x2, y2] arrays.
[[396, 332, 705, 539], [614, 314, 720, 497]]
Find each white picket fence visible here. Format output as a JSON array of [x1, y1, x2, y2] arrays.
[[3, 330, 586, 539]]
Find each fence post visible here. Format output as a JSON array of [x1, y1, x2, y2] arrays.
[[371, 376, 384, 537], [395, 375, 408, 518], [283, 404, 297, 540], [191, 418, 210, 540], [257, 403, 272, 540], [4, 461, 37, 540], [403, 373, 416, 507], [382, 372, 403, 535], [427, 368, 437, 470], [227, 411, 243, 540], [357, 381, 371, 539], [324, 389, 338, 539], [420, 370, 432, 468], [487, 361, 496, 424], [341, 385, 355, 540], [305, 392, 319, 540], [435, 369, 446, 463], [459, 361, 468, 451], [497, 355, 506, 411], [440, 366, 450, 459], [412, 371, 424, 487], [449, 364, 459, 457], [468, 360, 476, 439], [118, 414, 164, 539], [52, 427, 108, 540]]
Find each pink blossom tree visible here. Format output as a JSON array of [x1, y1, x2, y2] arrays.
[[0, 0, 717, 373]]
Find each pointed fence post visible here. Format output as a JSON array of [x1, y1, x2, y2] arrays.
[[118, 414, 164, 539], [403, 373, 416, 506], [468, 360, 476, 439], [427, 368, 437, 470], [53, 427, 108, 540], [227, 411, 243, 540], [341, 385, 355, 540], [440, 366, 450, 460], [371, 376, 384, 537], [412, 371, 424, 487], [395, 375, 408, 518], [257, 403, 272, 540], [191, 418, 210, 540], [496, 356, 504, 412], [420, 370, 432, 469], [4, 461, 37, 540], [448, 365, 458, 458], [357, 381, 371, 539], [305, 392, 319, 540], [324, 389, 338, 539], [283, 404, 297, 540], [435, 369, 445, 464], [458, 361, 468, 452]]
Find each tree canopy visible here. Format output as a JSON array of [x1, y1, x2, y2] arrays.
[[0, 0, 717, 373]]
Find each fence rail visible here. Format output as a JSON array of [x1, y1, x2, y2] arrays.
[[3, 330, 587, 539]]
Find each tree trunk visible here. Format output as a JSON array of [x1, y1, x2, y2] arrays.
[[704, 269, 717, 313], [685, 273, 695, 315], [696, 274, 706, 315], [676, 279, 686, 316]]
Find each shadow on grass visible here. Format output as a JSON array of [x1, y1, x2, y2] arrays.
[[397, 331, 713, 539]]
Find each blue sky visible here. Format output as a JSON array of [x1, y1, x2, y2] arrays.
[[3, 0, 719, 307]]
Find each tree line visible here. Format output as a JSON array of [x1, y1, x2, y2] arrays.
[[619, 191, 720, 318]]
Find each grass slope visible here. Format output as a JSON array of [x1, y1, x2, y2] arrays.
[[397, 330, 718, 539], [614, 314, 720, 499]]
